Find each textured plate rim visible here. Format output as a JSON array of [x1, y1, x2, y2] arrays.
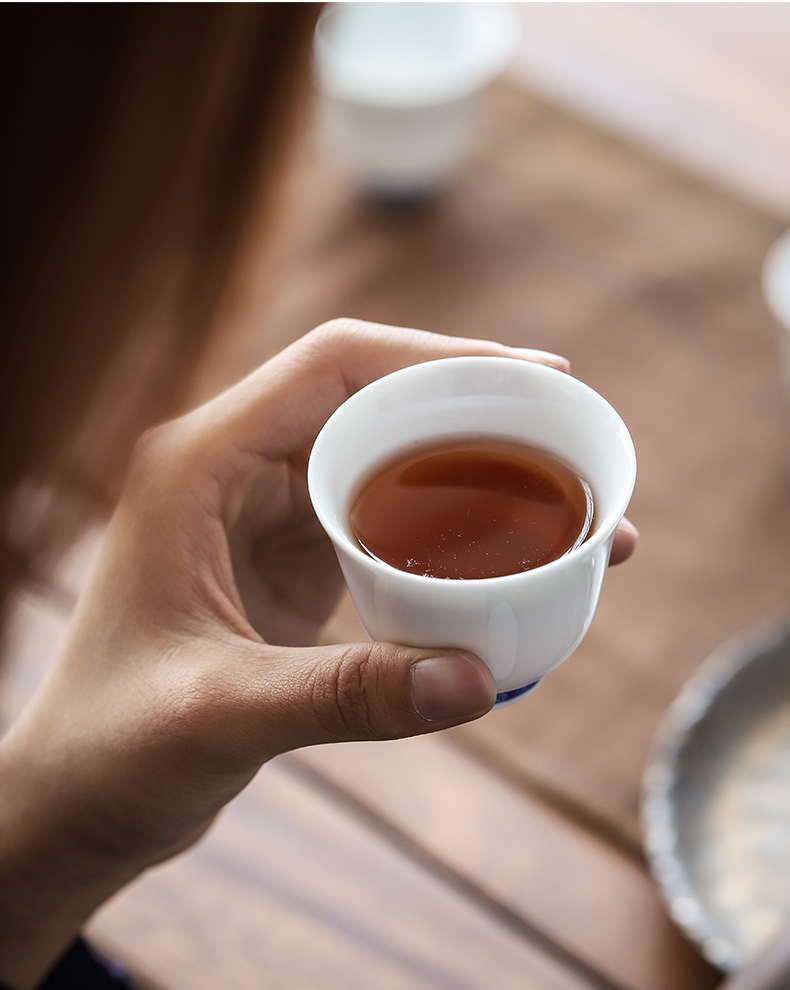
[[641, 613, 790, 972]]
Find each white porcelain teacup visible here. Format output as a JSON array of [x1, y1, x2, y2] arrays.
[[314, 2, 517, 203], [308, 357, 636, 706]]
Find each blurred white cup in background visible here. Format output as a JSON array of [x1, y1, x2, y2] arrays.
[[763, 229, 790, 398], [314, 2, 518, 205]]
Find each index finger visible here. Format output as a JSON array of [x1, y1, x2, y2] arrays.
[[192, 318, 570, 459]]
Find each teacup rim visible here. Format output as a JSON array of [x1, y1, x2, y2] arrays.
[[308, 355, 637, 587]]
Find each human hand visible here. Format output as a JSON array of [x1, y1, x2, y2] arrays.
[[0, 320, 636, 986]]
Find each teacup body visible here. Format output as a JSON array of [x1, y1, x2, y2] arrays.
[[308, 357, 636, 696], [314, 3, 517, 201]]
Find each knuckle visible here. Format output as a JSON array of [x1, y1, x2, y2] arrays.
[[153, 661, 252, 769], [157, 662, 229, 733], [310, 316, 362, 341], [305, 318, 372, 356], [126, 415, 206, 497], [129, 421, 179, 475], [309, 644, 381, 739], [131, 422, 162, 461]]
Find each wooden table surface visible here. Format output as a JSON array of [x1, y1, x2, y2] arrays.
[[5, 82, 790, 989]]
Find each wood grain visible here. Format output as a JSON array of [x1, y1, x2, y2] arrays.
[[87, 760, 599, 990], [293, 735, 718, 990], [512, 3, 790, 218]]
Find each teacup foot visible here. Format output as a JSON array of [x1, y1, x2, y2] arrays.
[[361, 187, 441, 213], [494, 679, 542, 709]]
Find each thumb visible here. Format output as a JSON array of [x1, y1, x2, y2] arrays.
[[255, 642, 496, 754]]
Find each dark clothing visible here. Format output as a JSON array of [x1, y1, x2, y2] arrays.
[[0, 939, 135, 990]]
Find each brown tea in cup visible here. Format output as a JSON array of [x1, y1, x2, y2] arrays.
[[350, 437, 593, 580]]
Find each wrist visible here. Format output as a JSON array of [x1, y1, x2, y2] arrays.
[[0, 728, 141, 989]]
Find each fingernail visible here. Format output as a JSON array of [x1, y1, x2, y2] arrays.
[[510, 348, 570, 373], [411, 654, 495, 722], [619, 517, 639, 539]]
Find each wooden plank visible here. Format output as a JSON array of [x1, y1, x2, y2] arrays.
[[294, 736, 719, 990], [512, 3, 790, 217], [87, 760, 598, 990]]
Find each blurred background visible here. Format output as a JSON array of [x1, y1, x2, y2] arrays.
[[6, 4, 790, 988]]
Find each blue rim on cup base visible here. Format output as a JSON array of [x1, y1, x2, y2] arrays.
[[494, 680, 542, 708]]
